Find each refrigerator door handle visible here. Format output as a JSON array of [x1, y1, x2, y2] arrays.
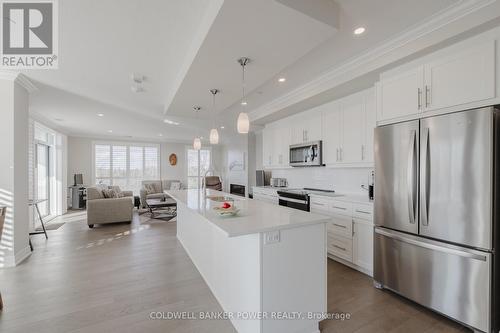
[[407, 130, 416, 224], [375, 228, 487, 261], [421, 127, 430, 226]]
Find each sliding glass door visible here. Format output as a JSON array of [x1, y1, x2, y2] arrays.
[[36, 144, 50, 217], [187, 148, 211, 189]]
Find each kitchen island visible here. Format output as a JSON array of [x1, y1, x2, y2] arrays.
[[165, 189, 330, 333]]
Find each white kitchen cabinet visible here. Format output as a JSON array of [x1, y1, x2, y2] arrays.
[[340, 93, 365, 164], [310, 195, 374, 276], [322, 89, 375, 166], [262, 124, 290, 169], [364, 90, 376, 163], [352, 218, 374, 274], [322, 101, 342, 165], [262, 127, 274, 168], [291, 109, 322, 144], [423, 40, 495, 112], [274, 126, 290, 167], [377, 38, 496, 124], [378, 66, 424, 122]]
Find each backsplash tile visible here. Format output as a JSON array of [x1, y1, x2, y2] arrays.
[[270, 167, 373, 194]]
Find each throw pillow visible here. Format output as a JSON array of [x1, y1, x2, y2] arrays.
[[144, 183, 155, 194], [109, 186, 124, 198], [170, 182, 181, 190], [152, 182, 162, 193], [102, 188, 118, 198]]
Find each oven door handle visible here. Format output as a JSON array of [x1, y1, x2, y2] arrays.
[[279, 197, 308, 204]]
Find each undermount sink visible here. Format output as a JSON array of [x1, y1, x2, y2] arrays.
[[206, 195, 234, 202]]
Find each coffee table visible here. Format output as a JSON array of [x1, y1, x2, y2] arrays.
[[146, 198, 177, 220]]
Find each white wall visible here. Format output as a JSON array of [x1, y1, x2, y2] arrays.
[[67, 136, 222, 188], [0, 78, 31, 267], [269, 167, 373, 194]]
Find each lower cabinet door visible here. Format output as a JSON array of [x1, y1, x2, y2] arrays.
[[352, 219, 373, 274], [327, 233, 353, 262]]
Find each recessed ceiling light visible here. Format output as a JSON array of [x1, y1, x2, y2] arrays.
[[241, 101, 248, 106], [200, 136, 204, 140], [354, 27, 366, 35], [220, 126, 225, 129], [158, 133, 163, 137], [107, 130, 113, 133], [97, 113, 104, 117], [278, 77, 286, 83]]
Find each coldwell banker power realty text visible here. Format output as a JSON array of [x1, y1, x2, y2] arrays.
[[1, 0, 58, 69]]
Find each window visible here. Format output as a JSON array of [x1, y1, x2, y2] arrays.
[[187, 148, 211, 189], [94, 143, 159, 194]]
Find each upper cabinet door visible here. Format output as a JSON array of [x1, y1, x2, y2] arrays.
[[364, 90, 376, 164], [340, 94, 365, 163], [305, 110, 322, 142], [423, 40, 495, 112], [378, 66, 424, 122], [322, 101, 342, 165]]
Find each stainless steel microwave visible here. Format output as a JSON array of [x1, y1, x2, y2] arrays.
[[289, 141, 323, 167]]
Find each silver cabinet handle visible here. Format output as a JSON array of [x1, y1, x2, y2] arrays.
[[407, 129, 417, 224], [333, 245, 346, 251], [417, 88, 422, 110], [425, 85, 431, 108], [339, 147, 343, 161], [312, 202, 325, 206], [336, 148, 339, 162], [361, 145, 365, 160], [421, 127, 430, 226], [332, 205, 347, 210], [375, 228, 487, 261], [352, 220, 355, 236], [333, 223, 347, 229], [355, 209, 371, 215]]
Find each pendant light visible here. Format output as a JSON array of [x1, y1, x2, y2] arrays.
[[237, 57, 250, 134], [193, 106, 202, 150], [209, 89, 220, 144]]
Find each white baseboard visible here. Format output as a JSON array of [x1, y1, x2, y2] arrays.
[[1, 245, 32, 267], [15, 245, 32, 265]]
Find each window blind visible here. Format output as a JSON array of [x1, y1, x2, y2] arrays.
[[94, 143, 159, 194]]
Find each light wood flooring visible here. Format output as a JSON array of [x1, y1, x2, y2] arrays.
[[0, 211, 471, 333]]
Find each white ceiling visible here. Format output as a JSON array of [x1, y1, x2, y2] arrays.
[[19, 0, 500, 142], [165, 0, 337, 119], [23, 0, 217, 117]]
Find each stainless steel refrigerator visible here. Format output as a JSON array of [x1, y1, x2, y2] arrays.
[[374, 106, 499, 333]]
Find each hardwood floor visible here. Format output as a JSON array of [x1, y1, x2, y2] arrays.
[[321, 261, 470, 333], [0, 211, 471, 333]]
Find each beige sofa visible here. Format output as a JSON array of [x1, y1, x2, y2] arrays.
[[86, 186, 134, 228], [140, 180, 182, 208]]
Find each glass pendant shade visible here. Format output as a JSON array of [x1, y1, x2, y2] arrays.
[[209, 128, 219, 144], [193, 137, 201, 150], [237, 112, 250, 134]]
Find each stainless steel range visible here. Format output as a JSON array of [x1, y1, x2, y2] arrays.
[[277, 188, 336, 212], [374, 106, 500, 333]]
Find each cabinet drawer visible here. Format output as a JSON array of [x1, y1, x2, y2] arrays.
[[353, 203, 373, 220], [328, 215, 352, 238], [310, 197, 330, 213], [327, 234, 353, 262], [330, 200, 352, 216]]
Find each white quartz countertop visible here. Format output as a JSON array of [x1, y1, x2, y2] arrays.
[[252, 186, 373, 205], [165, 189, 331, 237]]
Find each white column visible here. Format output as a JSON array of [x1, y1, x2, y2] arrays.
[[0, 72, 37, 267]]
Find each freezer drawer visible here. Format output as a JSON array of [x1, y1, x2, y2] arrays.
[[374, 227, 491, 332]]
